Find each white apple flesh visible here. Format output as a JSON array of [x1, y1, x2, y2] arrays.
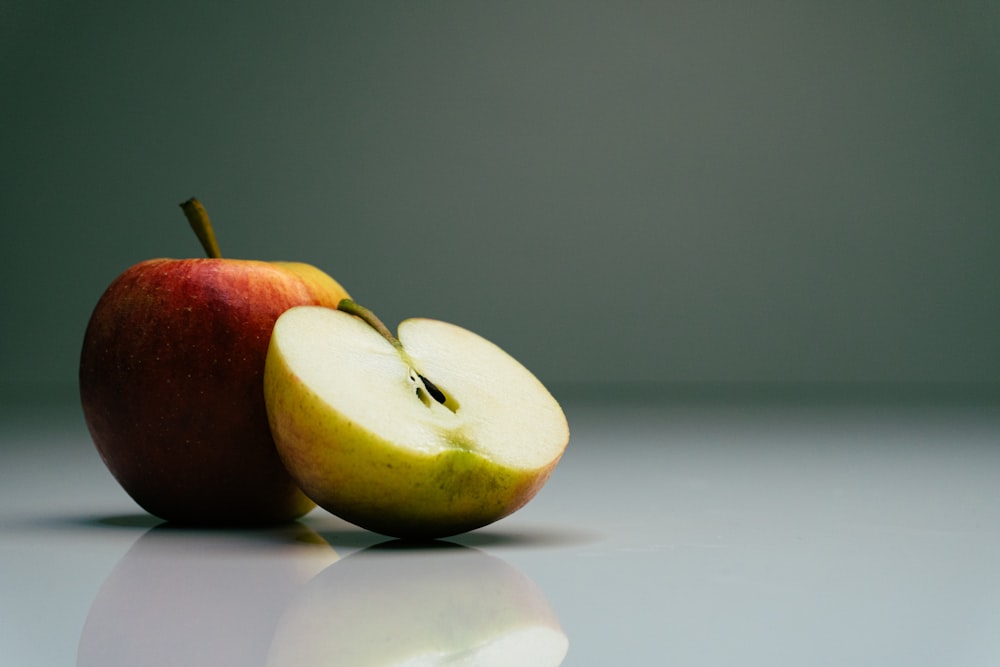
[[263, 304, 569, 539]]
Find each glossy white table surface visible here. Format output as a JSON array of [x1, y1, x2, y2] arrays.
[[3, 394, 1000, 665]]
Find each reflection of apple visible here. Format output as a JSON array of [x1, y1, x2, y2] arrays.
[[264, 301, 569, 539], [77, 523, 338, 667], [266, 541, 568, 666], [79, 199, 350, 524]]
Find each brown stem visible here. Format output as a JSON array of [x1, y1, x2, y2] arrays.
[[179, 197, 222, 259], [337, 299, 455, 410], [337, 299, 402, 350]]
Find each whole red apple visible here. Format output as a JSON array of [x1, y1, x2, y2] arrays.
[[79, 199, 350, 525]]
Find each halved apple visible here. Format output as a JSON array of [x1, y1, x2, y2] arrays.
[[263, 302, 569, 539]]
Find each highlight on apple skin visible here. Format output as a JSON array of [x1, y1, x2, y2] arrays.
[[78, 199, 351, 525], [263, 301, 570, 539]]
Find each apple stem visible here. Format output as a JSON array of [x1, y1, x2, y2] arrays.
[[180, 197, 223, 259], [337, 299, 454, 410], [337, 299, 403, 351]]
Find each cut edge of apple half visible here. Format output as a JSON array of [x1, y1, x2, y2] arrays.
[[263, 304, 569, 537]]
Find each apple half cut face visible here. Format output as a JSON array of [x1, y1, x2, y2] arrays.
[[263, 305, 569, 539]]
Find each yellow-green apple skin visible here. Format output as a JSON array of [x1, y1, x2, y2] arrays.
[[263, 305, 569, 539], [79, 258, 350, 525], [266, 542, 568, 666]]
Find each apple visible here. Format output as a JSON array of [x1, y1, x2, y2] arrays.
[[263, 300, 569, 539], [77, 523, 339, 667], [265, 541, 569, 666], [79, 198, 350, 525]]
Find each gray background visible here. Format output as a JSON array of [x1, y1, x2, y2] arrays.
[[3, 2, 999, 402]]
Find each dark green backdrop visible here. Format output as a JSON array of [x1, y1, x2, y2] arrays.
[[3, 2, 999, 401]]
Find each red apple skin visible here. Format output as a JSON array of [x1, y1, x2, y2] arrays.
[[79, 258, 349, 525]]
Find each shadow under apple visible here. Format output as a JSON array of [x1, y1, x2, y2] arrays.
[[266, 540, 569, 666], [77, 522, 339, 667]]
